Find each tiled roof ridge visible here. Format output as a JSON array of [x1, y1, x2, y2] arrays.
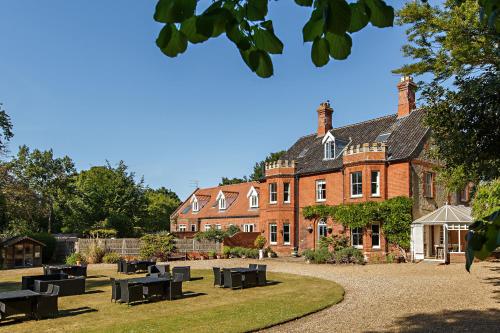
[[195, 181, 259, 192], [330, 113, 396, 132]]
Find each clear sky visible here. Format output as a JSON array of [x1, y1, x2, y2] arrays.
[[0, 0, 410, 200]]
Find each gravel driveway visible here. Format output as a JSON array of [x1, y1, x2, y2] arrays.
[[182, 259, 499, 333]]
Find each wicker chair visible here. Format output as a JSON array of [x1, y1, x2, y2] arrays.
[[172, 266, 190, 281], [242, 271, 257, 288], [34, 277, 85, 297], [223, 270, 242, 289], [110, 278, 121, 303], [22, 273, 68, 291], [143, 282, 166, 301], [212, 267, 224, 287], [123, 262, 137, 274], [35, 284, 59, 319], [257, 265, 267, 286], [119, 281, 144, 305]]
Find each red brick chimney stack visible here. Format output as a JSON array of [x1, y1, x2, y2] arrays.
[[397, 75, 417, 118], [317, 101, 333, 137]]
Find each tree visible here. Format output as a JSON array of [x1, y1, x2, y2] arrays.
[[250, 150, 286, 180], [143, 187, 181, 232], [8, 145, 75, 233], [154, 0, 395, 78], [62, 161, 146, 235], [0, 104, 13, 155], [219, 176, 248, 185]]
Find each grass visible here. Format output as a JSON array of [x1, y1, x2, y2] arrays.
[[0, 264, 344, 333]]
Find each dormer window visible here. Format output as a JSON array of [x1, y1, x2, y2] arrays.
[[191, 195, 199, 212], [216, 191, 227, 210], [324, 140, 335, 160], [247, 186, 259, 208]]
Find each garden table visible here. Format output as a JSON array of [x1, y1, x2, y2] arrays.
[[0, 290, 40, 320]]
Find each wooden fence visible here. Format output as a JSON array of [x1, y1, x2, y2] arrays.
[[75, 237, 220, 257]]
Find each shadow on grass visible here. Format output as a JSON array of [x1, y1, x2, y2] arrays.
[[484, 266, 500, 303], [263, 280, 281, 286], [84, 290, 104, 295], [375, 309, 500, 333], [0, 281, 22, 292], [182, 291, 207, 299], [85, 279, 115, 290], [0, 307, 98, 326], [86, 275, 109, 279], [189, 277, 204, 281]]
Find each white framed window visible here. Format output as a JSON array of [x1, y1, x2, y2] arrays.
[[316, 180, 326, 202], [371, 171, 380, 197], [318, 219, 327, 239], [371, 223, 380, 248], [351, 172, 363, 198], [247, 186, 259, 208], [324, 140, 335, 160], [190, 224, 197, 232], [283, 223, 290, 245], [204, 224, 212, 231], [178, 224, 187, 232], [424, 172, 434, 198], [215, 224, 222, 230], [351, 227, 363, 248], [192, 197, 199, 212], [269, 183, 277, 204], [283, 182, 291, 203], [219, 197, 226, 210], [243, 224, 254, 232], [269, 223, 277, 244]]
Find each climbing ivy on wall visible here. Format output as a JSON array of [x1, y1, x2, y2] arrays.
[[302, 196, 413, 251]]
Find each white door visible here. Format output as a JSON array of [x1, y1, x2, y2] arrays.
[[412, 224, 424, 260]]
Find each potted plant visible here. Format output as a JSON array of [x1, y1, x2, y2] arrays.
[[254, 235, 267, 260]]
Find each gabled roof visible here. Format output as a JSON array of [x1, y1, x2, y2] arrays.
[[0, 236, 46, 247], [282, 108, 429, 175], [174, 181, 260, 220]]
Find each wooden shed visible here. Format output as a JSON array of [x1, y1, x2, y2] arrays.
[[0, 236, 45, 269]]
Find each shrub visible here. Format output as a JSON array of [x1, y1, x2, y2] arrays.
[[29, 232, 56, 263], [226, 225, 240, 237], [254, 235, 267, 249], [208, 250, 216, 258], [66, 252, 86, 265], [222, 246, 231, 257], [302, 248, 332, 264], [103, 252, 122, 264], [140, 232, 175, 261], [386, 253, 395, 263], [334, 247, 365, 264], [86, 242, 106, 264], [194, 229, 227, 242]]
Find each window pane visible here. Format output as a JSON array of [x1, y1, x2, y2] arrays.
[[270, 224, 277, 243], [371, 171, 380, 195], [283, 224, 290, 244], [371, 224, 380, 247]]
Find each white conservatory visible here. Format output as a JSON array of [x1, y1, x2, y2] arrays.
[[411, 204, 473, 263]]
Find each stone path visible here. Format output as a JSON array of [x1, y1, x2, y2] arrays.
[[183, 259, 500, 333]]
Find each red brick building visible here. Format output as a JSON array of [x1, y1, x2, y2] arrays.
[[172, 77, 469, 258]]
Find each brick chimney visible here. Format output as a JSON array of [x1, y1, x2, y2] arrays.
[[317, 101, 333, 137], [397, 75, 417, 118]]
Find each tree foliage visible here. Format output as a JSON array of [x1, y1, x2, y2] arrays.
[[0, 104, 13, 155], [472, 179, 500, 219], [154, 0, 395, 78], [250, 150, 286, 180], [140, 231, 176, 261], [219, 176, 248, 185], [143, 187, 181, 232]]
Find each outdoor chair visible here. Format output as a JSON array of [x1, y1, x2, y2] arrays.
[[117, 260, 124, 273], [257, 265, 267, 286], [223, 270, 242, 290], [143, 283, 166, 301], [249, 264, 258, 270], [172, 266, 190, 281], [148, 264, 169, 275], [34, 277, 85, 296], [213, 267, 224, 287], [22, 273, 68, 291], [42, 265, 49, 276], [69, 265, 87, 277], [123, 262, 137, 274], [35, 284, 59, 319], [0, 299, 35, 321], [167, 274, 183, 300], [119, 281, 144, 305], [242, 271, 257, 288], [110, 278, 121, 303]]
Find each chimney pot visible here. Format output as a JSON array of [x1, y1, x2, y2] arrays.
[[317, 101, 333, 137], [397, 75, 417, 118]]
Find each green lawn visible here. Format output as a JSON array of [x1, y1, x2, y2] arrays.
[[0, 264, 344, 333]]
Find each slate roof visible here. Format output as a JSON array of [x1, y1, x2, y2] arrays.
[[0, 236, 46, 247], [282, 108, 429, 175], [174, 182, 260, 220]]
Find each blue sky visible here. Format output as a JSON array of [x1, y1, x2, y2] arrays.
[[0, 1, 410, 200]]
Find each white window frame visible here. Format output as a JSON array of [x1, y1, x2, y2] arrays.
[[243, 224, 254, 232], [424, 172, 434, 198], [269, 183, 277, 204], [215, 224, 222, 230], [316, 180, 326, 202], [318, 219, 328, 239], [324, 141, 335, 160], [371, 223, 380, 249], [191, 195, 199, 212], [283, 223, 291, 245], [269, 223, 277, 245], [247, 186, 259, 208], [351, 172, 363, 198], [204, 224, 212, 231], [178, 224, 187, 232], [371, 171, 380, 197], [216, 191, 227, 210], [283, 182, 291, 203], [351, 227, 363, 249], [190, 224, 197, 232]]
